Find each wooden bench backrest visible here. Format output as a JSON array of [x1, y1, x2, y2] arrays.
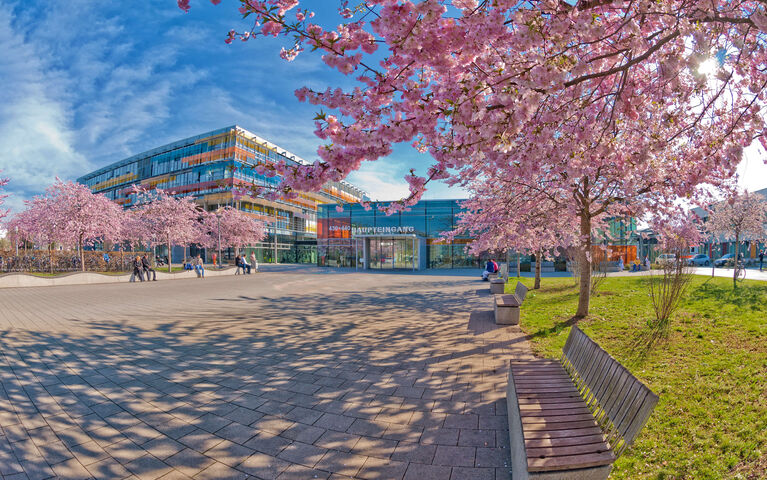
[[514, 282, 528, 303], [561, 326, 659, 458]]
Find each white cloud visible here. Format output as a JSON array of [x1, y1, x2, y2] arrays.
[[737, 142, 767, 193], [0, 6, 88, 214]]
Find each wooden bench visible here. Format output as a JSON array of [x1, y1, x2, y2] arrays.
[[494, 282, 528, 325], [507, 327, 659, 479]]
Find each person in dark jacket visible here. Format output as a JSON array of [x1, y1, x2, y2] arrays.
[[235, 254, 242, 275], [482, 259, 498, 281], [142, 255, 156, 281], [131, 256, 144, 282], [760, 249, 765, 272]]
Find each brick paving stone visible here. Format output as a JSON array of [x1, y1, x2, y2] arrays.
[[85, 457, 132, 479], [475, 447, 510, 468], [202, 439, 253, 467], [164, 448, 214, 477], [314, 431, 361, 453], [50, 457, 94, 479], [0, 269, 528, 479], [142, 437, 186, 461], [458, 429, 496, 448], [313, 413, 355, 432], [402, 462, 453, 480], [432, 445, 476, 467], [193, 461, 249, 480], [277, 441, 328, 467], [450, 466, 495, 480], [236, 452, 291, 478], [350, 435, 398, 459], [315, 450, 369, 478], [356, 456, 409, 480], [240, 432, 290, 458], [214, 422, 257, 445], [276, 463, 332, 480]]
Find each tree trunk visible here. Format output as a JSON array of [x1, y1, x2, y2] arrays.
[[49, 245, 54, 274], [733, 236, 739, 289], [79, 236, 85, 272], [534, 248, 542, 289], [516, 253, 521, 278], [576, 213, 592, 318], [168, 238, 172, 273]]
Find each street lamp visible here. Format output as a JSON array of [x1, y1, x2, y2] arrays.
[[216, 211, 222, 269]]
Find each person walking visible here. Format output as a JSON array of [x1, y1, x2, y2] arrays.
[[760, 248, 765, 272], [130, 256, 144, 282], [212, 252, 218, 268], [194, 255, 205, 279], [249, 251, 258, 273], [103, 252, 110, 271], [142, 255, 156, 281]]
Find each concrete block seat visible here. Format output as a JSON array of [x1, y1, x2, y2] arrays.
[[494, 282, 528, 325], [490, 278, 506, 294], [507, 327, 659, 480]]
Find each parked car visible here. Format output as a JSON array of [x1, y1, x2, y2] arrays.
[[687, 254, 710, 266], [714, 253, 742, 267], [656, 253, 678, 266]]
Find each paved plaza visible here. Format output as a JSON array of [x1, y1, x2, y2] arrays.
[[0, 267, 533, 479]]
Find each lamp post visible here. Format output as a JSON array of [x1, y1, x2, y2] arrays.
[[273, 205, 278, 264], [217, 212, 222, 269]]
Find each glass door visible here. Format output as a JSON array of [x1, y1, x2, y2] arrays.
[[394, 238, 414, 269]]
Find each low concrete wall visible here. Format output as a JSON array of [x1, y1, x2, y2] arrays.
[[0, 267, 237, 289]]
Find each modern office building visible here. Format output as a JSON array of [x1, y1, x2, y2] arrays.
[[78, 125, 368, 263], [317, 199, 493, 270]]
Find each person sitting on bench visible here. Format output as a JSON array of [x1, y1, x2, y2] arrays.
[[482, 258, 499, 281]]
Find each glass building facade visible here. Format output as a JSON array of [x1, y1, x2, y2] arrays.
[[317, 200, 491, 270], [78, 126, 367, 263]]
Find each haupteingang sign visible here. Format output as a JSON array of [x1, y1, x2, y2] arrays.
[[352, 226, 416, 235]]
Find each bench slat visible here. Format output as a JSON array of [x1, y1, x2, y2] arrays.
[[525, 434, 607, 449], [522, 413, 597, 423], [527, 442, 611, 458], [527, 451, 615, 472], [522, 426, 604, 439]]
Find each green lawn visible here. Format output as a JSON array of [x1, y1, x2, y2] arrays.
[[506, 275, 767, 479]]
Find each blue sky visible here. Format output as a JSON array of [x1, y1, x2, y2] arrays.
[[0, 0, 464, 214], [1, 0, 766, 216]]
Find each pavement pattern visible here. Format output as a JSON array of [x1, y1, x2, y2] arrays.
[[0, 266, 536, 480]]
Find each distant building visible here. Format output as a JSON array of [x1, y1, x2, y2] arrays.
[[693, 187, 767, 262], [78, 125, 367, 263]]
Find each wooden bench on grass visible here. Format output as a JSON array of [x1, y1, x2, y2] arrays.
[[507, 326, 659, 479], [494, 282, 528, 325]]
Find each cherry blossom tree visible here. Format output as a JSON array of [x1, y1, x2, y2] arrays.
[[133, 188, 202, 273], [186, 1, 767, 315], [33, 180, 125, 272], [205, 206, 267, 261], [453, 177, 581, 289], [707, 191, 767, 287], [11, 196, 63, 273]]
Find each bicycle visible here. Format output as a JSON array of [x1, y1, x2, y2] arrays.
[[734, 265, 747, 282]]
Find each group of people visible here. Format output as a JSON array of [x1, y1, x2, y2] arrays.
[[130, 255, 156, 282], [482, 258, 499, 281], [235, 252, 259, 275]]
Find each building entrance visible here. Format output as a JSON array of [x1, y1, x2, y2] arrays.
[[368, 237, 416, 269], [354, 235, 423, 270]]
